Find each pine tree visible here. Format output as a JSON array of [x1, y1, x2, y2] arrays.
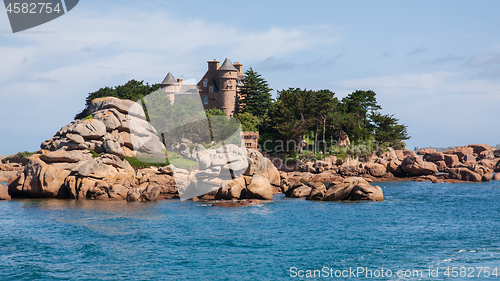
[[237, 67, 273, 118]]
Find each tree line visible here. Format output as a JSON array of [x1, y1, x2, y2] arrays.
[[235, 68, 409, 155], [75, 68, 409, 157]]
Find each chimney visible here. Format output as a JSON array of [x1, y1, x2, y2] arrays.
[[233, 62, 243, 74], [208, 59, 220, 71], [177, 78, 183, 85]]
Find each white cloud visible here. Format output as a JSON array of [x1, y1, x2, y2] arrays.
[[0, 7, 339, 91], [0, 5, 340, 155]]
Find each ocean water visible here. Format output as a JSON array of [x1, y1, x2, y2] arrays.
[[1, 181, 500, 280]]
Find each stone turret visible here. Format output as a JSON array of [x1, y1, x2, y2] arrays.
[[217, 58, 238, 116]]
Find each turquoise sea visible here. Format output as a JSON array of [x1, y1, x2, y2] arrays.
[[1, 180, 500, 280]]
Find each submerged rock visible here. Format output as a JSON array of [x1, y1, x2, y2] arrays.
[[211, 199, 262, 207]]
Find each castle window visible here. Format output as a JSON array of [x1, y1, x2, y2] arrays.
[[204, 96, 208, 104], [228, 81, 231, 86], [228, 86, 232, 89], [204, 80, 208, 87], [209, 87, 213, 93]]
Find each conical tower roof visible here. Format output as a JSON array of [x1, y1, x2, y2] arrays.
[[161, 72, 178, 85], [218, 57, 237, 71]]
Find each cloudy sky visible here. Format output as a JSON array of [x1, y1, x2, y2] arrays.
[[1, 0, 499, 155]]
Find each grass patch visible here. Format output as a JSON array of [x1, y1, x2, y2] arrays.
[[88, 149, 102, 158], [125, 156, 170, 169], [165, 151, 199, 170], [168, 158, 198, 170], [86, 149, 198, 170]]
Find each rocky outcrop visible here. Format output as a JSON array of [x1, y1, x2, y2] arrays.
[[468, 144, 491, 154], [279, 144, 497, 183], [41, 98, 165, 160], [8, 96, 286, 202], [417, 148, 436, 155], [401, 156, 438, 176], [306, 182, 327, 200], [7, 97, 174, 201], [282, 177, 383, 202], [0, 183, 10, 200], [444, 154, 460, 168], [448, 168, 482, 182], [462, 154, 476, 165], [246, 174, 274, 200], [365, 163, 387, 177], [291, 185, 312, 198], [334, 130, 350, 146], [9, 154, 72, 198], [349, 183, 384, 201], [443, 146, 475, 159], [320, 177, 383, 202], [447, 164, 493, 182], [339, 160, 367, 177], [423, 152, 445, 162], [0, 171, 21, 184], [176, 146, 280, 201], [245, 149, 281, 189]]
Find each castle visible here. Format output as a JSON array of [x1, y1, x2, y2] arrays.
[[160, 58, 258, 149], [160, 57, 244, 117]]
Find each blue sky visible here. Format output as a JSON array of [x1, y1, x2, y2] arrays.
[[1, 0, 500, 155]]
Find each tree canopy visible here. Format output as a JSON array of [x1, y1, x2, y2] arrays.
[[75, 79, 160, 120], [236, 67, 273, 118], [341, 90, 381, 140], [369, 112, 410, 149], [75, 74, 410, 156]]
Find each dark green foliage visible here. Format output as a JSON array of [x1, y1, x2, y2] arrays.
[[235, 112, 259, 132], [341, 90, 381, 141], [2, 151, 37, 164], [369, 112, 410, 147], [237, 67, 273, 117], [266, 88, 410, 157], [269, 88, 315, 153], [205, 108, 226, 117], [75, 80, 160, 120], [143, 92, 210, 146]]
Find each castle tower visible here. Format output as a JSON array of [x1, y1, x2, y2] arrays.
[[197, 58, 244, 115], [160, 72, 180, 104], [217, 57, 238, 116]]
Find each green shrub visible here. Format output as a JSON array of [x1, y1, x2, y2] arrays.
[[83, 115, 93, 120], [2, 151, 38, 163], [298, 151, 316, 160], [87, 149, 101, 158]]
